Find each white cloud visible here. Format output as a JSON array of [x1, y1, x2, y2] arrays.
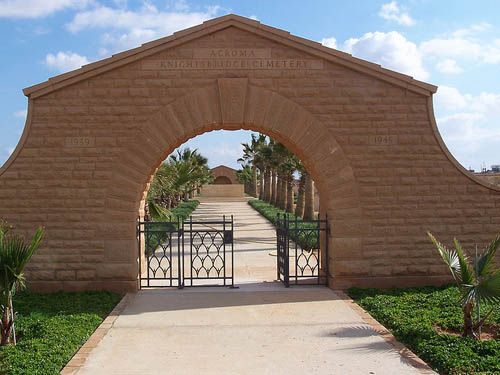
[[434, 86, 500, 167], [321, 37, 337, 49], [420, 24, 500, 66], [13, 109, 27, 118], [45, 51, 89, 73], [452, 22, 491, 38], [0, 0, 91, 18], [435, 59, 463, 74], [66, 3, 220, 51], [378, 1, 415, 26], [435, 86, 468, 110], [436, 85, 500, 114], [341, 31, 428, 80]]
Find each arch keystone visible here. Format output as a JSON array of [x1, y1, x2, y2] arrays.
[[217, 78, 248, 124]]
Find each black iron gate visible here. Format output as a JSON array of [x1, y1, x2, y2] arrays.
[[138, 215, 234, 288], [276, 213, 328, 287]]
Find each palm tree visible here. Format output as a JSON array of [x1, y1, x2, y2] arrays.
[[254, 139, 274, 203], [238, 134, 266, 198], [303, 173, 315, 220], [169, 148, 211, 201], [146, 148, 211, 221], [0, 221, 44, 345], [295, 171, 306, 218], [236, 164, 254, 195], [428, 233, 500, 339]]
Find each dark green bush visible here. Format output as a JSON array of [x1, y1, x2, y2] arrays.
[[348, 286, 500, 374]]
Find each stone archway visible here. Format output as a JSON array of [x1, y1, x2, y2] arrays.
[[0, 14, 499, 293], [107, 81, 360, 292]]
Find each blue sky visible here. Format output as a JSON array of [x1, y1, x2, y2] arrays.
[[1, 0, 499, 170]]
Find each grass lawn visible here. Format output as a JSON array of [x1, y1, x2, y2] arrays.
[[348, 286, 500, 375], [0, 290, 121, 375]]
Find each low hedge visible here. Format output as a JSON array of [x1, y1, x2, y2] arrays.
[[248, 199, 319, 250], [0, 291, 121, 375], [348, 286, 500, 375]]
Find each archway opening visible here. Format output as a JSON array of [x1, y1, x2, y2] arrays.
[[138, 129, 328, 288]]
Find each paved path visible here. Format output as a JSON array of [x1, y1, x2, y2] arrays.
[[77, 201, 432, 375], [190, 201, 277, 283]]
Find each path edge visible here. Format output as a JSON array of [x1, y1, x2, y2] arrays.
[[60, 292, 133, 375], [336, 290, 436, 374]]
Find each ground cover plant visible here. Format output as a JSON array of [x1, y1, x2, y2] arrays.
[[248, 199, 319, 250], [0, 290, 121, 375], [348, 285, 500, 375]]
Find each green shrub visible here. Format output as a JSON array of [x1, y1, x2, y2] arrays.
[[348, 286, 500, 374], [0, 290, 121, 375], [248, 200, 319, 250], [145, 200, 200, 254]]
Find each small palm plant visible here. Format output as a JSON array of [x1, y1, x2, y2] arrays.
[[0, 221, 44, 345], [428, 232, 500, 339]]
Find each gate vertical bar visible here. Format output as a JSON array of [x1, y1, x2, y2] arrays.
[[285, 214, 289, 287], [325, 213, 329, 286], [169, 216, 173, 287], [294, 215, 298, 285], [145, 221, 150, 287], [137, 219, 142, 289], [190, 215, 193, 287], [316, 214, 320, 285], [231, 215, 234, 288], [276, 213, 280, 281], [177, 216, 182, 288], [223, 214, 226, 286]]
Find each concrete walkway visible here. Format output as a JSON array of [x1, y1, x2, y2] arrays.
[[190, 201, 277, 283], [76, 202, 432, 375]]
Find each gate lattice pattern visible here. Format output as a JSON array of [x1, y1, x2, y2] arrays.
[[138, 216, 234, 288], [276, 213, 328, 286]]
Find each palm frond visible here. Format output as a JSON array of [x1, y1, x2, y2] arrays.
[[475, 270, 500, 304], [147, 200, 171, 222], [0, 227, 43, 292], [453, 238, 475, 285], [428, 232, 462, 283], [477, 235, 500, 277]]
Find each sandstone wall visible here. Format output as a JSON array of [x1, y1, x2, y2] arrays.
[[201, 184, 244, 197], [0, 16, 499, 292]]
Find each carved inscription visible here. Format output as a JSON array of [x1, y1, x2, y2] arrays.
[[370, 135, 398, 145], [142, 59, 323, 70], [142, 48, 323, 70], [64, 137, 95, 147], [194, 48, 271, 59]]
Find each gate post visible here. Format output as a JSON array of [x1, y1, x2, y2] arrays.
[[178, 216, 183, 289], [276, 213, 280, 281], [284, 214, 290, 287]]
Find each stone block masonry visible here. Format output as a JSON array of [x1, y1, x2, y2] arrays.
[[1, 15, 499, 292]]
